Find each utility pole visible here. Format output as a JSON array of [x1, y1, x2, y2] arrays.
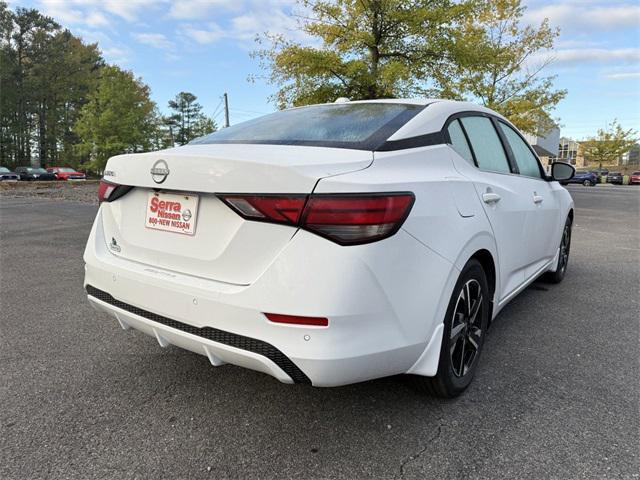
[[223, 93, 230, 128]]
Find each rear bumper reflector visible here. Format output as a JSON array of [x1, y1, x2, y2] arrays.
[[85, 285, 311, 384], [264, 312, 328, 327]]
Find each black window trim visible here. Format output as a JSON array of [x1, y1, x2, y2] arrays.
[[494, 119, 548, 180], [442, 110, 551, 182], [444, 111, 515, 175]]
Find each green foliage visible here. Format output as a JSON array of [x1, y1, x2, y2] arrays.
[[435, 0, 566, 135], [75, 66, 157, 172], [254, 0, 475, 109], [256, 0, 565, 134], [581, 120, 638, 167], [0, 2, 103, 168], [165, 92, 217, 145]]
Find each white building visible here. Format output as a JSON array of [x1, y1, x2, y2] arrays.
[[524, 125, 560, 166]]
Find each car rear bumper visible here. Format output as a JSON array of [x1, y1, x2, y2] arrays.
[[83, 208, 456, 386]]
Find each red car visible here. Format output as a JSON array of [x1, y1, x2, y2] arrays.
[[630, 171, 640, 185], [47, 167, 86, 181]]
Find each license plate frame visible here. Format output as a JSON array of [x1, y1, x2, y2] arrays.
[[145, 191, 199, 236]]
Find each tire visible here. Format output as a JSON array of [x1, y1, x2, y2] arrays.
[[542, 215, 572, 284], [582, 179, 593, 186], [414, 259, 490, 398]]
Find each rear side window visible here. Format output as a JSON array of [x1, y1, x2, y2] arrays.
[[498, 122, 542, 178], [190, 103, 424, 150], [460, 117, 511, 174], [447, 119, 474, 165]]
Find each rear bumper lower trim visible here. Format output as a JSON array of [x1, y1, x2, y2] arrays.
[[85, 284, 311, 384]]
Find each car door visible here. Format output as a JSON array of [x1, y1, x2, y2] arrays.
[[495, 120, 561, 278], [453, 115, 539, 302]]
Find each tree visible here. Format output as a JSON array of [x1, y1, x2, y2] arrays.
[[254, 0, 476, 109], [434, 0, 566, 135], [0, 2, 102, 168], [581, 120, 638, 167], [166, 92, 216, 145], [75, 65, 157, 172]]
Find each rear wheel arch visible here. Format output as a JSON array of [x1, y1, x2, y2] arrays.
[[469, 249, 496, 320]]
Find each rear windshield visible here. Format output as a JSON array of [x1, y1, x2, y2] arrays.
[[190, 103, 425, 150], [0, 167, 9, 173]]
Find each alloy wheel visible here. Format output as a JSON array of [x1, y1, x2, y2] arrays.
[[558, 221, 572, 273], [450, 279, 484, 378]]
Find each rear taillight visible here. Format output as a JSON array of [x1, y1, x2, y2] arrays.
[[98, 180, 117, 202], [218, 192, 414, 245], [98, 180, 133, 203], [301, 194, 415, 245], [219, 195, 307, 224]]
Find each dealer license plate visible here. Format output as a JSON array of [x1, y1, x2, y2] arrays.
[[145, 191, 199, 236]]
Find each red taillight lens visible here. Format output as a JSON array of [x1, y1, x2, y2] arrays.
[[98, 180, 117, 202], [219, 195, 307, 224], [302, 194, 415, 245], [98, 180, 133, 203], [218, 192, 414, 245], [264, 312, 328, 327]]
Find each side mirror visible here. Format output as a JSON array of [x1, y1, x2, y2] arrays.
[[551, 162, 575, 183]]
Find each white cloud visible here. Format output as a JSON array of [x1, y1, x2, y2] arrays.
[[85, 11, 110, 28], [168, 0, 240, 19], [524, 2, 640, 32], [133, 32, 175, 50], [180, 23, 226, 44], [37, 0, 165, 25], [552, 48, 640, 64], [604, 72, 640, 80], [100, 46, 131, 65], [101, 0, 162, 22]]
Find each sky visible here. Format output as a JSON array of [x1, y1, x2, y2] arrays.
[[7, 0, 640, 140]]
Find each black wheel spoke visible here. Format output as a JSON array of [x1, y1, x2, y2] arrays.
[[468, 326, 481, 350], [450, 278, 485, 379], [469, 294, 483, 325], [450, 322, 465, 343], [458, 336, 466, 376], [464, 283, 472, 316]]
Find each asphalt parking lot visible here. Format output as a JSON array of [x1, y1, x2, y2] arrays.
[[1, 185, 638, 480]]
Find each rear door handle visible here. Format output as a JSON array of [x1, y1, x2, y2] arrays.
[[482, 192, 501, 204], [533, 194, 544, 204]]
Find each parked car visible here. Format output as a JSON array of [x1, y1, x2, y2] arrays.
[[590, 169, 608, 182], [85, 99, 575, 398], [567, 171, 598, 186], [15, 167, 57, 181], [0, 166, 19, 181], [47, 167, 86, 181], [629, 171, 640, 185], [606, 172, 624, 184]]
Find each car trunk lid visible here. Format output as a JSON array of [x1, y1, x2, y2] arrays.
[[99, 144, 372, 285]]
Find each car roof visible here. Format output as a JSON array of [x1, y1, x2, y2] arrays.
[[300, 99, 510, 141]]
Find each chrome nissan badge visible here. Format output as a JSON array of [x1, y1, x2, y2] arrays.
[[150, 159, 170, 184]]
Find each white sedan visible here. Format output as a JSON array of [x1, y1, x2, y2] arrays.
[[84, 99, 575, 397]]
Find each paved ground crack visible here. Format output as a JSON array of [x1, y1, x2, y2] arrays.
[[397, 424, 443, 479]]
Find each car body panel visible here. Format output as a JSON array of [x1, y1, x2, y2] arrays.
[[569, 171, 598, 185], [47, 167, 87, 180], [0, 167, 19, 181], [15, 167, 56, 181], [99, 144, 373, 285], [84, 99, 574, 386]]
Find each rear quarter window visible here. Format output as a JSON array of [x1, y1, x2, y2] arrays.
[[459, 116, 511, 174]]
